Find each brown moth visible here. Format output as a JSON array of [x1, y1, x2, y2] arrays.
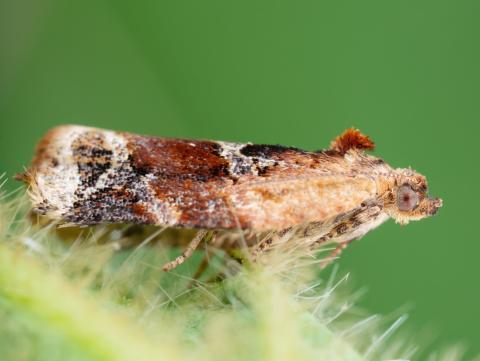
[[17, 125, 442, 270]]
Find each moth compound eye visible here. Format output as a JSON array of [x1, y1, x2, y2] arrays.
[[396, 185, 419, 211]]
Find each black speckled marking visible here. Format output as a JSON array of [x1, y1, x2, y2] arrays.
[[72, 136, 114, 188], [240, 144, 304, 158], [67, 132, 160, 225], [229, 156, 255, 176], [68, 159, 156, 225]]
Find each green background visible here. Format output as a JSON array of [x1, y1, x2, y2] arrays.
[[0, 0, 478, 358]]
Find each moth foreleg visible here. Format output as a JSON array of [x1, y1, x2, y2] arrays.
[[310, 200, 387, 267], [250, 228, 291, 260]]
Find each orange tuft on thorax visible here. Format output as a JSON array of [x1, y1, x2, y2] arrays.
[[330, 128, 375, 154]]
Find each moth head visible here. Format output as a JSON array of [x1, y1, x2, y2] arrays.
[[383, 168, 442, 225]]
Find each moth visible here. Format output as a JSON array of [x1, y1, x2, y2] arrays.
[[17, 125, 442, 270]]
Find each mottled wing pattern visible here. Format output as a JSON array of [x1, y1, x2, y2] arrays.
[[22, 125, 384, 231]]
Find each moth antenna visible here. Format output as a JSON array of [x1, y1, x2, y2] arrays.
[[330, 128, 375, 154]]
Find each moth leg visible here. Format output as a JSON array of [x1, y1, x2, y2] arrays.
[[319, 238, 356, 269], [310, 200, 385, 268], [191, 254, 210, 280], [162, 230, 209, 272], [191, 232, 222, 280], [250, 234, 275, 260], [250, 228, 291, 260]]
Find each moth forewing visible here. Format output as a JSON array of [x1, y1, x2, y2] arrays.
[[226, 175, 377, 231]]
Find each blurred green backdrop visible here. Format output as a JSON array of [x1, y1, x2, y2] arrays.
[[0, 0, 478, 358]]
